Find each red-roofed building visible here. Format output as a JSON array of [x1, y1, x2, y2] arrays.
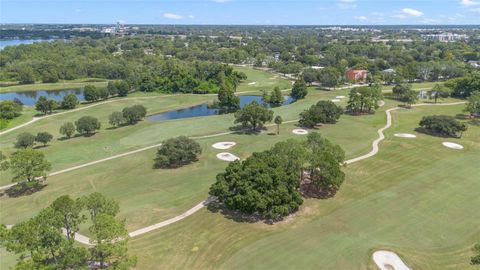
[[345, 69, 368, 82]]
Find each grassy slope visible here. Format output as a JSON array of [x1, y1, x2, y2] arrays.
[[126, 104, 479, 270], [0, 78, 109, 93]]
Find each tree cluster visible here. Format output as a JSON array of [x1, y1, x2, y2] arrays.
[[299, 100, 343, 128], [233, 101, 274, 131], [109, 105, 147, 127], [210, 133, 345, 221], [418, 115, 468, 137], [0, 193, 136, 269], [346, 86, 383, 114]]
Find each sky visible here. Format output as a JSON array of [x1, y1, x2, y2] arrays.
[[1, 0, 479, 25]]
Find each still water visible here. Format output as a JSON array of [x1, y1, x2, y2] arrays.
[[0, 89, 85, 106]]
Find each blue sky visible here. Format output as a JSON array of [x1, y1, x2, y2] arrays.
[[1, 0, 479, 25]]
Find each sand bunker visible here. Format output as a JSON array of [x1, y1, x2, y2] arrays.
[[331, 99, 341, 102], [212, 142, 237, 150], [216, 152, 240, 162], [373, 251, 411, 270], [442, 142, 464, 150], [248, 82, 257, 85], [335, 95, 346, 99], [292, 128, 309, 135], [394, 133, 416, 138]]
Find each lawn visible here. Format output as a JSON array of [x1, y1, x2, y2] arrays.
[[1, 66, 477, 269], [125, 103, 479, 270], [0, 78, 109, 93]]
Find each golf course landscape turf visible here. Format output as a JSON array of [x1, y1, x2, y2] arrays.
[[0, 67, 479, 269]]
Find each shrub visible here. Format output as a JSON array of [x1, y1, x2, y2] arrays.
[[59, 122, 75, 138], [419, 115, 467, 137], [61, 94, 79, 109], [109, 111, 125, 127], [122, 105, 147, 124], [0, 100, 23, 119], [154, 136, 202, 168], [15, 132, 36, 149], [35, 132, 53, 146]]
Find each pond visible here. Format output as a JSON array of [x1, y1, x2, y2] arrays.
[[0, 89, 85, 106], [148, 95, 294, 121], [0, 39, 54, 50]]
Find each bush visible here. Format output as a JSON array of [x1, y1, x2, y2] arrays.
[[75, 116, 101, 135], [35, 96, 57, 115], [291, 78, 308, 100], [154, 136, 202, 168], [419, 115, 467, 137], [83, 85, 99, 102], [299, 100, 343, 127], [0, 100, 23, 119], [15, 132, 36, 149], [109, 111, 125, 127], [122, 105, 147, 124], [59, 122, 75, 138]]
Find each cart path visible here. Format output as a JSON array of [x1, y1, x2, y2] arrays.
[[3, 102, 465, 245]]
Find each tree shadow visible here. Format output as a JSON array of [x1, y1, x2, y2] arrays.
[[228, 125, 265, 135], [300, 179, 338, 199], [33, 145, 48, 149], [3, 181, 47, 198], [206, 201, 274, 224]]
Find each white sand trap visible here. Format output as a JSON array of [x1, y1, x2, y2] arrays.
[[292, 128, 309, 135], [373, 251, 411, 270], [331, 99, 341, 102], [216, 152, 240, 162], [394, 133, 416, 138], [248, 82, 257, 85], [212, 142, 237, 150], [442, 142, 464, 150], [378, 100, 385, 107], [335, 95, 346, 99]]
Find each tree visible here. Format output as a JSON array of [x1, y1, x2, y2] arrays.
[[61, 94, 79, 109], [217, 88, 240, 110], [15, 132, 36, 149], [116, 80, 130, 97], [35, 132, 53, 147], [51, 195, 85, 242], [234, 101, 274, 131], [9, 148, 51, 183], [392, 84, 411, 100], [210, 148, 303, 220], [0, 100, 23, 119], [84, 192, 120, 222], [154, 136, 202, 168], [274, 115, 283, 135], [446, 72, 480, 98], [109, 111, 125, 127], [83, 85, 99, 102], [303, 133, 345, 193], [302, 68, 318, 85], [35, 96, 57, 115], [428, 84, 450, 104], [89, 213, 136, 269], [97, 87, 110, 100], [269, 86, 284, 105], [75, 116, 101, 135], [299, 100, 343, 127], [403, 89, 419, 108], [18, 66, 35, 84], [419, 115, 468, 137], [346, 86, 382, 114], [317, 67, 339, 88], [107, 81, 119, 96], [291, 77, 308, 100], [122, 105, 147, 125], [464, 91, 480, 118], [59, 122, 75, 138]]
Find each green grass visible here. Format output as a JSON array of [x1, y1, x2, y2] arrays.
[[0, 78, 109, 93], [234, 66, 292, 93], [126, 104, 479, 270], [1, 67, 477, 269]]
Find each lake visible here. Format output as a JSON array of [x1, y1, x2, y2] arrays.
[[148, 95, 294, 121], [0, 39, 53, 50], [0, 89, 85, 106]]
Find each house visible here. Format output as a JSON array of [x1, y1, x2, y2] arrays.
[[345, 69, 368, 82], [468, 60, 480, 69]]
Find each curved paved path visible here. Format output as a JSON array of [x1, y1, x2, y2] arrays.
[[3, 102, 465, 245]]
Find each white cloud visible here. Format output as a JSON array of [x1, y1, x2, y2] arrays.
[[340, 0, 356, 2], [460, 0, 478, 6], [400, 8, 424, 17], [391, 14, 406, 19], [211, 0, 231, 3], [355, 16, 368, 21], [472, 7, 480, 13], [163, 13, 184, 20], [187, 15, 195, 19]]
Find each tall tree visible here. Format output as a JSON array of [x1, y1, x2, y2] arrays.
[[464, 91, 480, 118], [9, 148, 51, 183], [291, 77, 308, 100], [51, 195, 86, 242], [234, 101, 273, 131], [274, 115, 283, 135], [14, 132, 36, 149]]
